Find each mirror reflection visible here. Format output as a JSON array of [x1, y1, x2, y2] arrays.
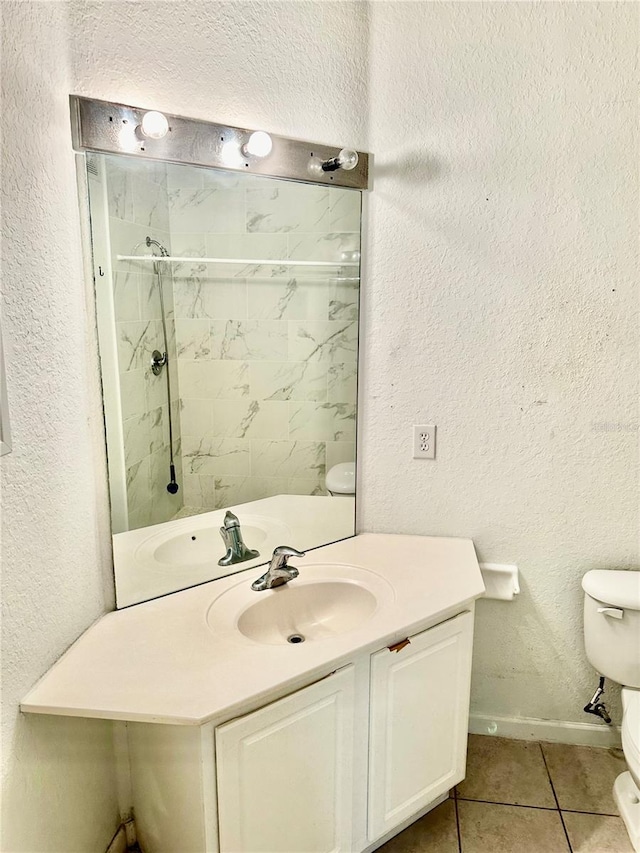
[[86, 154, 361, 606]]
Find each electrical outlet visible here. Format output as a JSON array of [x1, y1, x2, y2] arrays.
[[413, 424, 436, 459]]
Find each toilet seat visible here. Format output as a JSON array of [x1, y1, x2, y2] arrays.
[[622, 688, 640, 787]]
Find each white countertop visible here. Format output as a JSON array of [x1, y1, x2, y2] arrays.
[[22, 534, 484, 726]]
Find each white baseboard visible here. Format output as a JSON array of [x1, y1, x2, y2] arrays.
[[469, 712, 622, 748], [105, 825, 128, 853]]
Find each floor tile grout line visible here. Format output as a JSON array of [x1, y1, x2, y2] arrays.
[[453, 786, 463, 853], [455, 797, 560, 812], [539, 741, 574, 853], [560, 808, 621, 818]]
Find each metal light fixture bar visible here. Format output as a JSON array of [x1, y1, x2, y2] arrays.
[[69, 96, 370, 190]]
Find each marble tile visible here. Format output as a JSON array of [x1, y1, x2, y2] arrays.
[[123, 407, 164, 468], [206, 233, 289, 279], [250, 440, 325, 480], [126, 457, 150, 516], [109, 218, 153, 273], [375, 800, 459, 853], [178, 360, 249, 400], [247, 277, 329, 321], [311, 187, 361, 233], [113, 271, 140, 322], [182, 436, 250, 477], [175, 319, 211, 360], [541, 743, 627, 815], [246, 183, 324, 233], [289, 402, 356, 442], [250, 362, 327, 402], [119, 370, 146, 420], [211, 399, 288, 439], [182, 473, 216, 510], [212, 476, 288, 510], [145, 366, 168, 412], [179, 398, 213, 436], [286, 478, 327, 497], [246, 185, 360, 234], [128, 504, 153, 532], [166, 162, 206, 190], [133, 176, 170, 231], [562, 811, 634, 852], [138, 273, 165, 322], [106, 160, 135, 222], [457, 735, 556, 808], [327, 363, 357, 403], [289, 321, 358, 364], [173, 278, 247, 320], [457, 801, 569, 853], [211, 319, 288, 361], [167, 186, 244, 234], [288, 231, 361, 264], [328, 280, 359, 322], [167, 162, 244, 191], [117, 320, 163, 372], [326, 441, 355, 471]]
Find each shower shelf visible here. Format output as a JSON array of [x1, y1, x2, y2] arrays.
[[117, 254, 359, 268]]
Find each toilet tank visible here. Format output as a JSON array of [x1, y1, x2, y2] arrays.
[[582, 570, 640, 688]]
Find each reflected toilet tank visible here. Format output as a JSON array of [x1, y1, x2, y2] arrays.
[[326, 462, 356, 496]]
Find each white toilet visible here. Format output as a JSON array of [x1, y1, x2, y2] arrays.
[[325, 462, 355, 497], [583, 569, 640, 851]]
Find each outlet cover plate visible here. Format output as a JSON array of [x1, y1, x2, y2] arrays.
[[413, 424, 436, 459]]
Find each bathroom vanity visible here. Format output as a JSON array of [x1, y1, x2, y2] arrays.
[[22, 533, 484, 853]]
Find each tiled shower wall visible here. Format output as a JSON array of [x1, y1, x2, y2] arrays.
[[104, 156, 183, 529], [167, 164, 360, 510]]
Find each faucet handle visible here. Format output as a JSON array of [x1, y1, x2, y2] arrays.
[[222, 510, 240, 529], [273, 545, 305, 560], [270, 545, 305, 572]]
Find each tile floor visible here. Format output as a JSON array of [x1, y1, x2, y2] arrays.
[[377, 734, 633, 853]]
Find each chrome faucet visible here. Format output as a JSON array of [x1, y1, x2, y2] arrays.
[[251, 546, 306, 591], [218, 511, 260, 567]]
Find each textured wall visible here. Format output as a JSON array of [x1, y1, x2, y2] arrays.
[[2, 2, 369, 851], [363, 1, 639, 727], [69, 0, 369, 149], [0, 2, 119, 851]]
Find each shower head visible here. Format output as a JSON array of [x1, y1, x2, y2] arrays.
[[146, 236, 169, 257]]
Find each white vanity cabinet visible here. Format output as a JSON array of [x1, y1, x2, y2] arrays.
[[126, 608, 475, 853], [367, 611, 473, 842], [216, 665, 357, 853]]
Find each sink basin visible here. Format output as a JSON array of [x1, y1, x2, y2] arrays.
[[134, 514, 291, 570], [238, 581, 377, 644], [206, 563, 394, 645], [153, 526, 268, 567]]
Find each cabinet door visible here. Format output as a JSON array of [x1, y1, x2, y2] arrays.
[[216, 665, 355, 853], [368, 610, 474, 842]]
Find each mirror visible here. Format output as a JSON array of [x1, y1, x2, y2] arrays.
[[84, 151, 362, 607]]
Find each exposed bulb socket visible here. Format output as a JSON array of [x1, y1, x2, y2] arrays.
[[321, 148, 359, 172]]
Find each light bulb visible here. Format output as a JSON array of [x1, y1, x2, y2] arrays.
[[139, 111, 169, 140], [243, 131, 273, 158], [337, 148, 358, 171], [320, 148, 360, 173], [220, 140, 243, 167]]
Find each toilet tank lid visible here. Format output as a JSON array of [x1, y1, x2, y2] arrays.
[[582, 570, 640, 611]]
